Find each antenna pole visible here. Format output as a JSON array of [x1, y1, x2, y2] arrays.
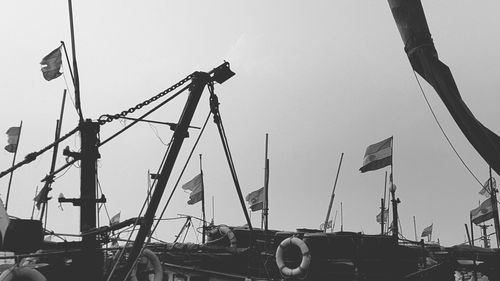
[[324, 153, 344, 233]]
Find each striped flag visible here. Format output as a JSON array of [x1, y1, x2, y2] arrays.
[[182, 174, 203, 205], [245, 187, 264, 211], [360, 137, 393, 173], [5, 126, 20, 153], [470, 198, 494, 225], [421, 224, 433, 237]]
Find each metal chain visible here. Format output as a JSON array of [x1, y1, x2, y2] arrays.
[[97, 74, 193, 125]]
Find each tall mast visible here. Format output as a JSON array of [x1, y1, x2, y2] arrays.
[[263, 134, 270, 232], [324, 153, 344, 233], [67, 0, 83, 121], [200, 154, 206, 244]]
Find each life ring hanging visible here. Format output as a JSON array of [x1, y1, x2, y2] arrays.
[[129, 248, 163, 281], [0, 266, 47, 281], [275, 236, 311, 278]]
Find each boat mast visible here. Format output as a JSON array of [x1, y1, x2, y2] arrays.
[[323, 153, 343, 233], [263, 133, 270, 232]]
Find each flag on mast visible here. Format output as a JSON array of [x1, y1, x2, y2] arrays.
[[376, 208, 389, 223], [5, 127, 20, 153], [421, 223, 433, 237], [479, 177, 496, 197], [470, 198, 494, 225], [245, 187, 264, 211], [182, 174, 203, 205], [360, 137, 393, 173], [40, 46, 63, 81]]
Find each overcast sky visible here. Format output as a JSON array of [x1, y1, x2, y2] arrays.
[[1, 1, 499, 247]]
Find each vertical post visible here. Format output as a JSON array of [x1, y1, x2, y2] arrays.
[[200, 154, 206, 244], [5, 120, 22, 211], [383, 171, 388, 233], [470, 213, 475, 246], [481, 225, 489, 248], [78, 119, 101, 281], [263, 134, 269, 233], [380, 198, 385, 235], [211, 196, 215, 224], [489, 167, 500, 247], [31, 186, 39, 220], [465, 224, 472, 245], [340, 202, 344, 232], [413, 216, 417, 241], [324, 153, 344, 233], [67, 0, 83, 122]]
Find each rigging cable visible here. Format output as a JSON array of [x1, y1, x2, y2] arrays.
[[105, 131, 174, 281], [412, 70, 483, 187], [149, 111, 212, 239]]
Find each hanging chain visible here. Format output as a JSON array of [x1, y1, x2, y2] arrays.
[[97, 74, 193, 125]]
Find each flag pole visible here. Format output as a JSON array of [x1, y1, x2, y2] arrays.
[[324, 152, 344, 233], [5, 120, 22, 211], [413, 216, 417, 241], [340, 202, 344, 232], [382, 171, 388, 234], [31, 186, 39, 220], [389, 136, 399, 241], [470, 212, 475, 246], [200, 154, 206, 244], [488, 166, 500, 247], [263, 133, 270, 233], [40, 89, 67, 223], [380, 198, 385, 235], [67, 0, 83, 122]]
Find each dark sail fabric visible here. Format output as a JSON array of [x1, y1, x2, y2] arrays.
[[388, 0, 500, 176]]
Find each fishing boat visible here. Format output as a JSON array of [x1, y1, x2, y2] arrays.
[[1, 0, 500, 280]]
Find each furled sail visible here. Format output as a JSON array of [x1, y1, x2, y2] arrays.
[[388, 0, 500, 176]]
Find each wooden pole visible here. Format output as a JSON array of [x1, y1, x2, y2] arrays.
[[470, 212, 475, 246], [324, 153, 344, 233], [383, 171, 387, 233], [380, 198, 385, 235], [413, 216, 417, 241], [31, 186, 39, 220], [67, 0, 83, 121], [40, 89, 67, 223], [5, 120, 22, 211], [200, 154, 206, 244], [341, 202, 344, 232]]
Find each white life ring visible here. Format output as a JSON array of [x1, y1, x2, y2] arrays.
[[208, 225, 237, 248], [275, 237, 311, 278], [0, 266, 46, 281], [129, 248, 163, 281]]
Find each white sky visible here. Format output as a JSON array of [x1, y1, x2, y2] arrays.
[[1, 1, 499, 247]]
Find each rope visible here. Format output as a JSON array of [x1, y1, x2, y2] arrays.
[[412, 70, 483, 187]]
